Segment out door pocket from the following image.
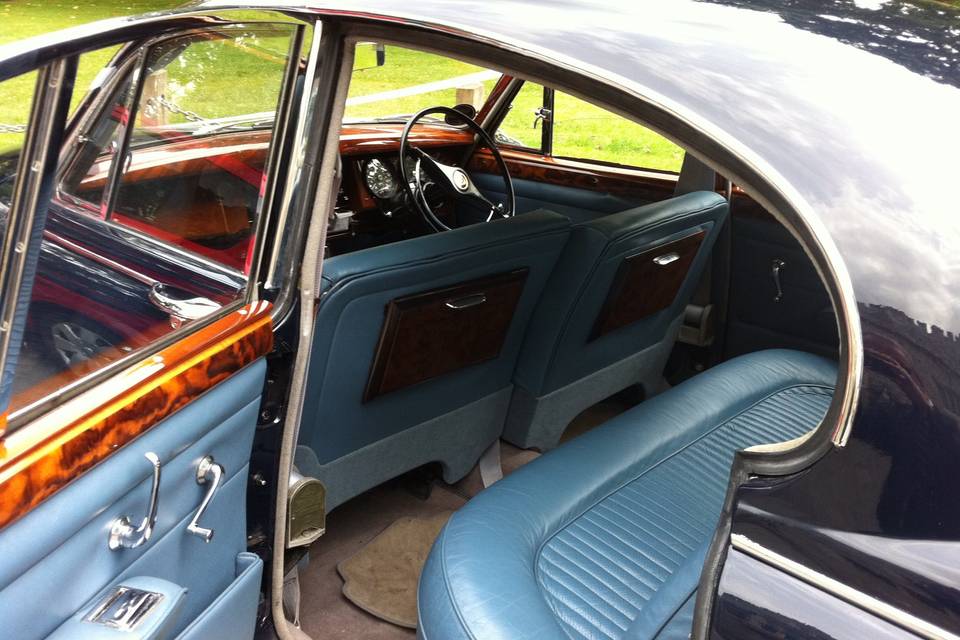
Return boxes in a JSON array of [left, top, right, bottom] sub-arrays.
[[175, 552, 263, 640]]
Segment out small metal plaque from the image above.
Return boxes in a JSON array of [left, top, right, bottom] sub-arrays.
[[86, 586, 163, 631]]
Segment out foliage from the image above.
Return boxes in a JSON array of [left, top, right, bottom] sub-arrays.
[[0, 2, 684, 172]]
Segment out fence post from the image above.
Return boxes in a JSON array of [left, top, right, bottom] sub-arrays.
[[455, 82, 484, 110], [141, 69, 168, 127]]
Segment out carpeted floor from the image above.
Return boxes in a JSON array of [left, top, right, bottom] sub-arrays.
[[338, 511, 453, 628], [299, 481, 464, 639], [297, 396, 635, 639]]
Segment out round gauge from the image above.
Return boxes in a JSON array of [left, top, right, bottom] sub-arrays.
[[364, 158, 398, 199]]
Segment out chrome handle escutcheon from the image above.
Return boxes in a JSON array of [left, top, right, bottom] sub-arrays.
[[445, 293, 487, 310], [148, 283, 221, 322], [109, 452, 161, 551], [187, 456, 224, 542], [653, 252, 680, 266], [771, 258, 786, 303]]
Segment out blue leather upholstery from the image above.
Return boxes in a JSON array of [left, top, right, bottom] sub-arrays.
[[418, 349, 837, 640], [504, 191, 729, 451], [0, 359, 266, 639], [176, 552, 264, 640], [299, 211, 571, 511]]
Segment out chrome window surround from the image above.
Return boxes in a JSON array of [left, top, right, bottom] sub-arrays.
[[0, 59, 77, 414], [0, 9, 313, 430], [731, 535, 960, 640]]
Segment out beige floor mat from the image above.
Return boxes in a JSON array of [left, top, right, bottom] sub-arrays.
[[336, 511, 453, 629]]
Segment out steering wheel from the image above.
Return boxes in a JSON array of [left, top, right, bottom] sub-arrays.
[[399, 106, 515, 232]]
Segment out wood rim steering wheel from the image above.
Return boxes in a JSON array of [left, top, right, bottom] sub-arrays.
[[399, 106, 515, 232]]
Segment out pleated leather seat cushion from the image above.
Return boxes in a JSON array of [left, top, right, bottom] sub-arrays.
[[417, 349, 837, 640]]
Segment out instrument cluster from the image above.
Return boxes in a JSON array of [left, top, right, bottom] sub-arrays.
[[362, 156, 427, 201]]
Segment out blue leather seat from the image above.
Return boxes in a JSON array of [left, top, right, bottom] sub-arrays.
[[296, 211, 571, 511], [418, 349, 837, 640], [504, 191, 729, 451]]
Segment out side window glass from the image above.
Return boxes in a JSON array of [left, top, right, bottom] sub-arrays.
[[552, 91, 684, 173], [111, 27, 294, 272], [7, 24, 298, 416], [0, 71, 33, 219], [61, 66, 137, 210], [495, 81, 545, 150], [342, 44, 496, 122]]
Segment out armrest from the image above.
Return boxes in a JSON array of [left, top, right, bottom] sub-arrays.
[[47, 576, 186, 640]]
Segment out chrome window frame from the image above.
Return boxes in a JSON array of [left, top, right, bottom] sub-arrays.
[[0, 8, 316, 430]]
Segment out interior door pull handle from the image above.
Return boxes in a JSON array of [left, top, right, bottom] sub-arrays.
[[772, 259, 786, 302], [187, 456, 224, 543], [653, 252, 680, 266], [445, 293, 487, 310], [149, 283, 221, 322], [109, 452, 161, 551]]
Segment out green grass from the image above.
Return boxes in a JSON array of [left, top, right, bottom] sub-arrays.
[[0, 2, 684, 172], [0, 2, 184, 150]]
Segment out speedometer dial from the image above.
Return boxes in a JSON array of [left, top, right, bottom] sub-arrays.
[[364, 158, 398, 199]]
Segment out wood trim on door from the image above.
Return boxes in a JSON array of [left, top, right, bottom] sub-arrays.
[[0, 301, 273, 531]]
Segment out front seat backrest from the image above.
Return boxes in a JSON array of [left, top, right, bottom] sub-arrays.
[[504, 191, 729, 451], [297, 210, 571, 511]]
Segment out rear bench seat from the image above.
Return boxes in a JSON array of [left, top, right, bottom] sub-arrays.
[[418, 349, 837, 640]]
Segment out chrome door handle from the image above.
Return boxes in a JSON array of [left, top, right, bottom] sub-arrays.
[[445, 293, 487, 310], [653, 252, 680, 266], [148, 283, 221, 321], [109, 453, 161, 551], [771, 258, 786, 302], [187, 456, 224, 542]]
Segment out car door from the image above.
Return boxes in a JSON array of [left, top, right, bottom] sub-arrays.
[[0, 12, 307, 639]]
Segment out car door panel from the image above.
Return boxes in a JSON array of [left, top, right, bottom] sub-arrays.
[[726, 201, 838, 359], [0, 356, 266, 638]]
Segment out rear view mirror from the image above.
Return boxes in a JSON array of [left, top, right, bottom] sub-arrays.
[[445, 103, 478, 127], [354, 42, 386, 71]]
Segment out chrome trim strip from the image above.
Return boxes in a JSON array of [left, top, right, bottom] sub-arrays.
[[43, 230, 157, 286], [265, 19, 325, 292], [730, 534, 959, 640], [0, 58, 75, 405]]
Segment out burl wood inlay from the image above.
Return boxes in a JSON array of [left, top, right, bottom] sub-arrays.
[[364, 269, 528, 402], [470, 149, 677, 201], [592, 231, 705, 339], [0, 302, 273, 531]]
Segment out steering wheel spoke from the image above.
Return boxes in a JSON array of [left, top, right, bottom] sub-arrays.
[[399, 106, 515, 232]]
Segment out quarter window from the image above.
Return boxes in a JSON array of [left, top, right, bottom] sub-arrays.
[[552, 91, 684, 172], [495, 81, 684, 173]]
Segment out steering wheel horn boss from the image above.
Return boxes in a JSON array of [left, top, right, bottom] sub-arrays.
[[452, 169, 470, 192], [399, 105, 516, 232]]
